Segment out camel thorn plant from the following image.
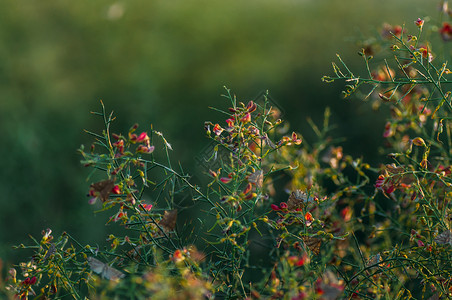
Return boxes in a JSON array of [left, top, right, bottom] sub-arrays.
[[2, 89, 368, 299], [3, 3, 452, 299]]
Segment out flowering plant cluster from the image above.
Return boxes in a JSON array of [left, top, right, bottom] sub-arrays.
[[3, 3, 452, 299]]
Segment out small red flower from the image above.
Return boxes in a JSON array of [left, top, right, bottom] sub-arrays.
[[418, 46, 433, 62], [241, 113, 251, 124], [225, 118, 235, 128], [243, 183, 252, 195], [415, 18, 424, 28], [385, 184, 395, 194], [142, 203, 153, 211], [278, 136, 291, 146], [271, 204, 281, 211], [129, 133, 138, 142], [113, 208, 128, 222], [213, 124, 224, 136], [136, 145, 155, 154], [112, 185, 121, 194], [340, 207, 352, 222], [137, 132, 149, 142], [375, 174, 386, 189], [23, 276, 37, 286], [279, 202, 288, 209], [291, 132, 302, 145], [113, 140, 124, 154], [383, 122, 394, 138], [172, 249, 185, 263], [288, 255, 306, 267], [113, 139, 124, 148], [440, 22, 452, 41], [305, 212, 313, 222], [393, 25, 402, 37]]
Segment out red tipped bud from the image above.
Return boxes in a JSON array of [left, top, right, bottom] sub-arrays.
[[271, 204, 280, 211], [246, 101, 257, 113]]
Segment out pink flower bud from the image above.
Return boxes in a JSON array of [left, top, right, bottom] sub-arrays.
[[137, 132, 149, 142], [142, 204, 153, 211], [220, 177, 232, 184]]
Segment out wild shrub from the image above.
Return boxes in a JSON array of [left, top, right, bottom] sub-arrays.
[[3, 5, 452, 300]]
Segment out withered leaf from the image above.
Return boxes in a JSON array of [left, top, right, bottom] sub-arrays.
[[87, 256, 125, 280], [434, 230, 452, 246], [43, 244, 56, 262], [159, 209, 178, 232], [384, 164, 415, 186], [90, 179, 115, 203], [287, 190, 312, 210], [126, 246, 143, 262], [301, 235, 321, 255], [248, 170, 263, 188], [319, 270, 345, 300], [366, 253, 383, 268], [264, 134, 276, 149], [187, 245, 206, 263]]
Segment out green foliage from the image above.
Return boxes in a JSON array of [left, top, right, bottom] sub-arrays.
[[4, 2, 452, 300], [0, 0, 434, 265]]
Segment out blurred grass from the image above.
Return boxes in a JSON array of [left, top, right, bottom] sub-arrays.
[[0, 0, 435, 263]]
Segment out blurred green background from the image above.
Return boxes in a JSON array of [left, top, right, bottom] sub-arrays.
[[0, 0, 434, 263]]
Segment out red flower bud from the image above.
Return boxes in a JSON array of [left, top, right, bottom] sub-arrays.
[[440, 22, 452, 41], [271, 204, 280, 211]]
